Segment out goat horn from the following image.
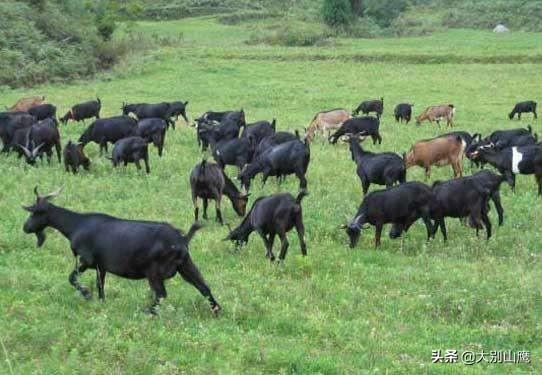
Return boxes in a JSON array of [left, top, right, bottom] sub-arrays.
[[43, 186, 63, 200], [32, 143, 44, 157], [34, 186, 39, 197], [18, 144, 32, 158]]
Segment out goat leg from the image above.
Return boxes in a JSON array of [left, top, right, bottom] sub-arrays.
[[178, 256, 221, 314], [68, 258, 91, 299]]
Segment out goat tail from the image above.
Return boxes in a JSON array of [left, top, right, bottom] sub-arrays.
[[186, 222, 203, 243], [296, 189, 309, 204], [96, 97, 101, 105], [527, 125, 533, 134], [295, 129, 300, 139], [271, 118, 276, 130]]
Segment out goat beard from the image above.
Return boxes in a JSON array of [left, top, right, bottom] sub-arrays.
[[36, 230, 46, 247]]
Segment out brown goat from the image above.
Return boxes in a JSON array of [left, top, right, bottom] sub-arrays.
[[7, 96, 46, 112], [305, 108, 351, 142], [404, 135, 465, 179], [416, 104, 455, 127]]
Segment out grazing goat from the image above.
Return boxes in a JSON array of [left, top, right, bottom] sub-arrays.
[[64, 141, 90, 174], [79, 116, 137, 155], [59, 98, 101, 124], [190, 160, 249, 224], [329, 116, 382, 145], [429, 177, 493, 241], [110, 136, 150, 174], [253, 131, 298, 160], [305, 109, 351, 142], [225, 191, 308, 262], [404, 135, 465, 179], [241, 119, 276, 148], [394, 103, 413, 124], [198, 110, 246, 147], [353, 98, 384, 119], [348, 136, 406, 194], [416, 104, 455, 127], [210, 137, 254, 172], [136, 118, 167, 157], [22, 187, 220, 314], [343, 182, 434, 248], [468, 144, 542, 194], [239, 138, 310, 192], [122, 102, 175, 129], [28, 104, 57, 121], [0, 112, 36, 153], [466, 170, 505, 225], [509, 101, 537, 120], [19, 118, 62, 164], [7, 96, 45, 112]]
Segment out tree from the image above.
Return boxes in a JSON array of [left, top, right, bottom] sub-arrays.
[[364, 0, 408, 27], [322, 0, 353, 27], [350, 0, 364, 16]]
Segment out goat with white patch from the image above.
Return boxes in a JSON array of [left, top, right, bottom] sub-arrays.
[[469, 144, 542, 194]]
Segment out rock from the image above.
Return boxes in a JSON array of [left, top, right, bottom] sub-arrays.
[[493, 24, 509, 33]]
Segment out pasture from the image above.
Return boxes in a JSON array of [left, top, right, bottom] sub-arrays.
[[1, 17, 541, 373]]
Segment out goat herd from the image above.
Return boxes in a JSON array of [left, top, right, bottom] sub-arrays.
[[1, 94, 539, 315]]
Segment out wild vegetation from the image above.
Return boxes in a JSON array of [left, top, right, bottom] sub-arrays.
[[1, 10, 541, 375]]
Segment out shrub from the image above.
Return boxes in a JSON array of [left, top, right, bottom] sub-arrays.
[[363, 0, 409, 27], [322, 0, 353, 27], [248, 23, 333, 47]]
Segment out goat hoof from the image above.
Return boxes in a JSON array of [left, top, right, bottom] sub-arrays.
[[211, 304, 221, 315], [148, 306, 159, 315]]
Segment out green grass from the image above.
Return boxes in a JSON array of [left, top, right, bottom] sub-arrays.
[[1, 16, 541, 373]]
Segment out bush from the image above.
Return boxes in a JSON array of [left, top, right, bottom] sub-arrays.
[[364, 0, 409, 27], [218, 10, 280, 25], [248, 23, 333, 47], [0, 0, 141, 87], [322, 0, 353, 27]]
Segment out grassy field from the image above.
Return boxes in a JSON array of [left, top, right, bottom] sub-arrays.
[[1, 17, 541, 374]]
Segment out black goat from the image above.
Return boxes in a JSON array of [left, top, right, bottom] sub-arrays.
[[239, 138, 310, 192], [329, 116, 382, 145], [19, 118, 62, 164], [466, 127, 536, 167], [22, 187, 220, 314], [0, 112, 36, 153], [253, 131, 298, 160], [241, 119, 276, 148], [343, 182, 433, 248], [429, 177, 493, 241], [467, 170, 505, 225], [353, 97, 384, 119], [394, 103, 413, 124], [28, 104, 57, 121], [200, 111, 233, 123], [225, 191, 308, 262], [64, 141, 90, 174], [348, 136, 405, 194], [468, 144, 542, 194], [122, 102, 175, 129], [110, 136, 150, 174], [198, 111, 246, 146], [190, 160, 249, 224], [210, 137, 254, 172], [79, 116, 137, 155], [509, 101, 537, 120], [136, 118, 167, 157], [60, 98, 101, 124]]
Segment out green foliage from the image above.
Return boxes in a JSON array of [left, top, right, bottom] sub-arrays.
[[322, 0, 353, 27], [363, 0, 409, 27]]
